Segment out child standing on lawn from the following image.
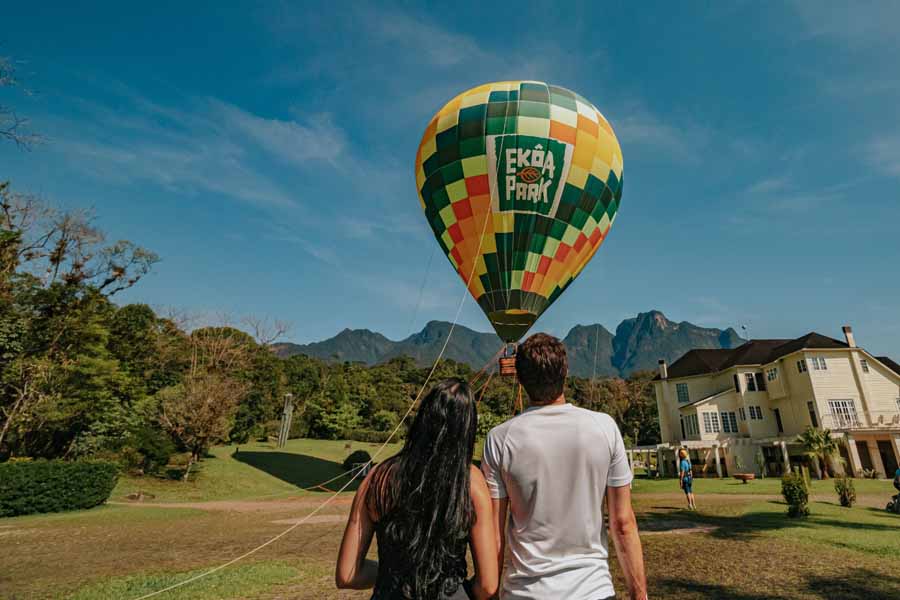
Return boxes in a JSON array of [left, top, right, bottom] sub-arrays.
[[679, 449, 696, 510]]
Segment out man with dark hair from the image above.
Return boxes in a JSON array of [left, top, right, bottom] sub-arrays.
[[481, 333, 648, 600]]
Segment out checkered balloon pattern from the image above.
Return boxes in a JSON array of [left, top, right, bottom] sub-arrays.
[[415, 81, 623, 342]]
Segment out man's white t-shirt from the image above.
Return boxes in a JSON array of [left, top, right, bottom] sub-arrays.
[[481, 403, 633, 600]]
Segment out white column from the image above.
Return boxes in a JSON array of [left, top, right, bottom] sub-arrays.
[[781, 441, 790, 473], [845, 435, 863, 477], [656, 449, 665, 478], [714, 445, 723, 478], [891, 435, 900, 474], [867, 439, 886, 478]]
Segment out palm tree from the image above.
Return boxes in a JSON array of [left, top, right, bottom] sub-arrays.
[[799, 427, 840, 479]]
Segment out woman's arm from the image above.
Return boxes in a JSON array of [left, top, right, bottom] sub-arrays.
[[335, 469, 379, 589], [468, 465, 499, 600]]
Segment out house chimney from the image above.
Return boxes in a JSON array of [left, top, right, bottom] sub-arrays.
[[658, 359, 668, 380], [842, 325, 856, 348]]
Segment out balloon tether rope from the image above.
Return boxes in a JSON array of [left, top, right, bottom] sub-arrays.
[[132, 177, 497, 600]]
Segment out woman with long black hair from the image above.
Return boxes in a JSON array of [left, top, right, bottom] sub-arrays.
[[336, 378, 498, 599]]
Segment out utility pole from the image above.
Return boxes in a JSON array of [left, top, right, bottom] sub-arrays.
[[277, 393, 294, 448]]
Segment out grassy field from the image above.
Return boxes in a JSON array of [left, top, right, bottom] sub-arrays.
[[3, 438, 900, 599]]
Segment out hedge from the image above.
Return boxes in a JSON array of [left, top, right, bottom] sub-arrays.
[[340, 429, 399, 444], [0, 459, 119, 518]]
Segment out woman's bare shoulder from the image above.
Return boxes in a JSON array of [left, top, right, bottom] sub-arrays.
[[469, 464, 490, 502]]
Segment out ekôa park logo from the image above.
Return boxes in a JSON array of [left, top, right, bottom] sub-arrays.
[[487, 134, 574, 216]]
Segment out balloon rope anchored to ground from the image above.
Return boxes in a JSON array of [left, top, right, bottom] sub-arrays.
[[415, 80, 625, 359]]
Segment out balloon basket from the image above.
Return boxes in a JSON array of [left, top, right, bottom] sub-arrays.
[[499, 343, 517, 377]]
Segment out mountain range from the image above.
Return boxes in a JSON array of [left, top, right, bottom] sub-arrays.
[[271, 310, 746, 378]]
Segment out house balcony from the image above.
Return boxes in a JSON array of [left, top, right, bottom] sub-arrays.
[[820, 411, 900, 432]]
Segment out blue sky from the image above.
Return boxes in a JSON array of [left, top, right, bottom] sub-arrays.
[[2, 2, 899, 357]]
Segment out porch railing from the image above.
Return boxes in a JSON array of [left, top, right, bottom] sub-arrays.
[[819, 410, 900, 430]]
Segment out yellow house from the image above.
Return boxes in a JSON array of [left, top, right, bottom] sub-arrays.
[[652, 326, 900, 479]]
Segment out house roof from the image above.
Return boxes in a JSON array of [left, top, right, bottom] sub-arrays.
[[658, 332, 856, 380], [877, 356, 900, 377]]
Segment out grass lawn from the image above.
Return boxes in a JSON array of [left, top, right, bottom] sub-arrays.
[[113, 438, 403, 503], [3, 438, 900, 599]]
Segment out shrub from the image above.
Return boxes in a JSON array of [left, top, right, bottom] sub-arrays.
[[781, 469, 810, 518], [121, 426, 176, 475], [834, 474, 856, 507], [0, 460, 119, 518], [371, 409, 400, 432], [340, 429, 398, 444], [343, 450, 372, 473]]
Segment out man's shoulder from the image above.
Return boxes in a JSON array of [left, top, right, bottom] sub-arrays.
[[567, 405, 618, 429]]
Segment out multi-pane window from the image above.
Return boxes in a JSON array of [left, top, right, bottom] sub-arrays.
[[745, 373, 757, 392], [807, 401, 819, 428], [755, 372, 767, 391], [797, 359, 808, 373], [733, 374, 741, 393], [721, 411, 738, 433], [810, 356, 828, 371], [684, 414, 699, 436], [828, 399, 859, 428], [748, 406, 764, 420], [703, 412, 721, 434], [767, 368, 778, 381], [860, 359, 870, 373], [739, 407, 746, 421], [677, 383, 690, 404], [896, 398, 900, 413]]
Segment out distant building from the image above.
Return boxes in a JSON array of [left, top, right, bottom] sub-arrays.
[[653, 326, 900, 479]]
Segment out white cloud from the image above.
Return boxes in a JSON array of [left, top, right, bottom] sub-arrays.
[[612, 108, 708, 163], [45, 92, 350, 210]]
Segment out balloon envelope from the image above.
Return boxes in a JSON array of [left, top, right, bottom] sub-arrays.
[[415, 81, 623, 342]]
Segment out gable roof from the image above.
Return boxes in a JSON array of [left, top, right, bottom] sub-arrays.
[[877, 356, 900, 377], [658, 332, 854, 380]]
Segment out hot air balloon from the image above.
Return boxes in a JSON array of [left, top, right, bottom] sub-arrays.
[[415, 81, 623, 348]]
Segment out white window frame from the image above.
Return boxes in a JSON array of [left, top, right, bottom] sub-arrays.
[[729, 412, 738, 432], [676, 383, 690, 404], [710, 412, 720, 433], [767, 368, 778, 381], [745, 373, 757, 392], [797, 359, 808, 373], [860, 359, 869, 373], [828, 399, 859, 428], [739, 407, 746, 421]]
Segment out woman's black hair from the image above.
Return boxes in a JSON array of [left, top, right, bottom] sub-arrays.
[[367, 377, 478, 598]]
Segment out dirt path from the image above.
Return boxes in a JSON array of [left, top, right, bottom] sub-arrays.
[[109, 495, 354, 513]]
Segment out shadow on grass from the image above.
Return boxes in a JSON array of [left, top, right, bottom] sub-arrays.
[[657, 569, 900, 600], [640, 500, 900, 542], [233, 451, 362, 492]]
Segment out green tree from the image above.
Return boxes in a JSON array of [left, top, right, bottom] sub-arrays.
[[799, 427, 841, 479]]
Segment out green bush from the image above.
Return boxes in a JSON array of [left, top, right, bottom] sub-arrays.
[[834, 474, 856, 507], [0, 460, 119, 517], [341, 429, 398, 444], [343, 450, 372, 472], [781, 469, 810, 518]]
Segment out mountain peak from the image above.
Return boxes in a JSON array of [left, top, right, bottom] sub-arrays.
[[273, 312, 745, 377]]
